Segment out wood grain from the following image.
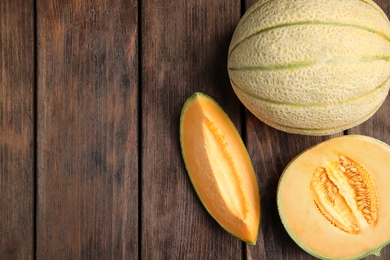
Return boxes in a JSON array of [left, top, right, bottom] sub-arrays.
[[1, 0, 390, 259], [0, 0, 34, 259], [241, 1, 324, 259], [140, 0, 246, 258], [348, 4, 390, 260], [245, 118, 340, 260], [242, 0, 390, 259], [36, 0, 139, 258]]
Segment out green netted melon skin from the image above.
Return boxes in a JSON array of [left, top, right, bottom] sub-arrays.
[[228, 0, 390, 135]]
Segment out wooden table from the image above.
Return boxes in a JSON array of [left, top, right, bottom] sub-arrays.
[[1, 0, 390, 259]]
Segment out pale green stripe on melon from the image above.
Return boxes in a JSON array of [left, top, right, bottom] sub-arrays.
[[230, 74, 390, 107], [228, 23, 390, 70], [230, 76, 390, 132], [229, 21, 390, 58], [229, 61, 314, 71], [253, 101, 383, 135], [237, 93, 385, 135], [229, 56, 390, 71], [228, 58, 390, 105], [229, 0, 390, 55]]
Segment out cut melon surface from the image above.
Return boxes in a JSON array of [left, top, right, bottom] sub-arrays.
[[277, 135, 390, 259], [180, 92, 260, 244]]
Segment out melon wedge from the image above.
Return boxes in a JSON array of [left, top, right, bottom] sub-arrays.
[[180, 92, 260, 244]]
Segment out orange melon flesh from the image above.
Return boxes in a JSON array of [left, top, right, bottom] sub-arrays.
[[277, 135, 390, 259], [180, 92, 260, 244]]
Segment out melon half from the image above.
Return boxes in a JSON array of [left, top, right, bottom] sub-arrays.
[[277, 135, 390, 259], [228, 0, 390, 135]]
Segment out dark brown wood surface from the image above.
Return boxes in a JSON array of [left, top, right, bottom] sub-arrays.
[[0, 0, 35, 259], [140, 1, 244, 259], [36, 0, 139, 258], [1, 0, 390, 259]]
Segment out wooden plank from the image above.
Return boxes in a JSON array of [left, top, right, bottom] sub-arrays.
[[0, 0, 35, 259], [324, 1, 390, 259], [348, 102, 390, 260], [242, 0, 390, 259], [245, 118, 335, 259], [240, 0, 328, 257], [348, 2, 390, 259], [36, 0, 139, 258], [141, 0, 244, 258]]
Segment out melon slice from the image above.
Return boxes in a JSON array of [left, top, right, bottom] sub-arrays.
[[180, 92, 260, 244], [277, 135, 390, 259]]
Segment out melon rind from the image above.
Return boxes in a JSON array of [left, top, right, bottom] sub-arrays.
[[228, 0, 390, 135]]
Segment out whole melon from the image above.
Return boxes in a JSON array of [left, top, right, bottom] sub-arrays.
[[228, 0, 390, 135]]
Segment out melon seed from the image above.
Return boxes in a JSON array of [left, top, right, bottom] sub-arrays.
[[355, 195, 365, 201], [365, 215, 373, 220], [362, 208, 371, 214]]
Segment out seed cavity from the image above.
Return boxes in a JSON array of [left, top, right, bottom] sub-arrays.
[[340, 156, 378, 224], [311, 167, 360, 234], [310, 155, 379, 234]]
